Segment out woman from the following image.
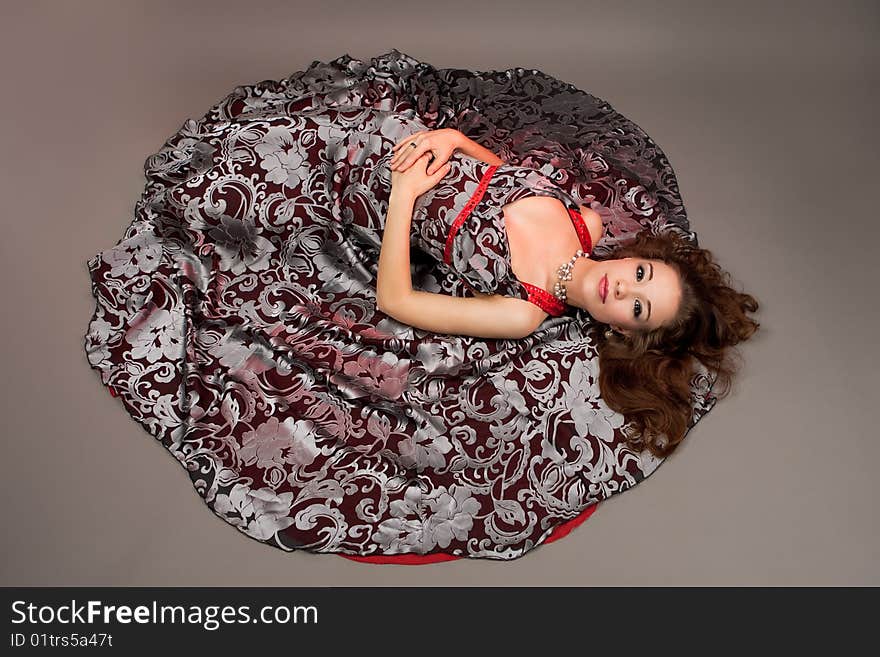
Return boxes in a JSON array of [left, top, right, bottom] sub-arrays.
[[386, 127, 760, 457], [84, 50, 758, 560]]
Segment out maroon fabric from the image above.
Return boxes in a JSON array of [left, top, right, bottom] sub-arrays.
[[340, 501, 599, 565], [85, 50, 718, 560]]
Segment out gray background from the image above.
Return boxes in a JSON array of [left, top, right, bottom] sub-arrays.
[[1, 0, 876, 586]]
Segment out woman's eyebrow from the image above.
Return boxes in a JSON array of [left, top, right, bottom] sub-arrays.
[[649, 263, 654, 280]]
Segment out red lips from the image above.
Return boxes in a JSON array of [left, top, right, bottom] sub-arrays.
[[599, 274, 608, 303]]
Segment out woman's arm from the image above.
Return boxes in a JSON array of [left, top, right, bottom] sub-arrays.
[[390, 129, 504, 173], [380, 289, 539, 340], [375, 189, 416, 308], [455, 132, 505, 166], [374, 185, 538, 339]]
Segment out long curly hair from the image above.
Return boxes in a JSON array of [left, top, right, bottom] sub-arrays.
[[591, 229, 760, 458]]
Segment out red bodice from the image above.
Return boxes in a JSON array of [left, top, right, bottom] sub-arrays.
[[443, 165, 592, 317]]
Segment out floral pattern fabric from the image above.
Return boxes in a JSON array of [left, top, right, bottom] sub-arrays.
[[84, 50, 717, 560]]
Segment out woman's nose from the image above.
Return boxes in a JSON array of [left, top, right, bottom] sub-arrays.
[[614, 279, 628, 299]]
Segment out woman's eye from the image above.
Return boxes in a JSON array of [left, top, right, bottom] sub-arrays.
[[634, 299, 642, 318], [636, 265, 645, 282]]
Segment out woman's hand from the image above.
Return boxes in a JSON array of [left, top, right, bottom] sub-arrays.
[[390, 152, 451, 200], [389, 128, 463, 176]]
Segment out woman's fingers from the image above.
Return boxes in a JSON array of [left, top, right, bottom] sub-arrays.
[[390, 146, 410, 168], [390, 131, 428, 169], [409, 152, 431, 168], [426, 154, 449, 176], [391, 142, 420, 165], [392, 144, 427, 171], [391, 130, 426, 153], [430, 162, 451, 181]]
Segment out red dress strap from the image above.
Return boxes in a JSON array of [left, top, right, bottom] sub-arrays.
[[520, 282, 567, 316], [567, 206, 593, 254], [443, 164, 499, 265]]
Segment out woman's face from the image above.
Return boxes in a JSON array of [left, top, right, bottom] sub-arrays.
[[580, 257, 682, 334]]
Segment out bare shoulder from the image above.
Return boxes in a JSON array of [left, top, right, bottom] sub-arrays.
[[579, 205, 604, 249]]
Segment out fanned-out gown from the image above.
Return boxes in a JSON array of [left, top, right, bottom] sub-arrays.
[[84, 50, 718, 561]]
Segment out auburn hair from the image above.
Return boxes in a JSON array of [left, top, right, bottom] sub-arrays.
[[590, 229, 760, 458]]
